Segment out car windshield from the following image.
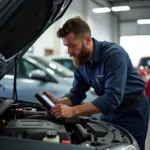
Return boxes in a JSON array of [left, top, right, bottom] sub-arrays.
[[140, 58, 150, 69], [30, 56, 74, 77]]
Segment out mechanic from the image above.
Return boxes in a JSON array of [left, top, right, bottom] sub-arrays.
[[44, 16, 149, 150]]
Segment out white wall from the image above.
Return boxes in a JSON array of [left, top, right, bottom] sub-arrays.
[[33, 0, 119, 56], [87, 1, 117, 42], [33, 0, 88, 56], [32, 22, 61, 56]]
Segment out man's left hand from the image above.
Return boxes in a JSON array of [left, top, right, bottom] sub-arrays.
[[50, 104, 76, 119]]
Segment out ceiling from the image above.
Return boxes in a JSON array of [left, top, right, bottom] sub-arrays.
[[93, 0, 150, 22], [106, 0, 150, 8], [107, 0, 150, 5]]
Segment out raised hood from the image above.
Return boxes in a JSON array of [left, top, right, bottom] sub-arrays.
[[0, 0, 72, 79]]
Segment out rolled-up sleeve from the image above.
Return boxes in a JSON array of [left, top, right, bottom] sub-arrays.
[[64, 68, 90, 106], [92, 52, 128, 115]]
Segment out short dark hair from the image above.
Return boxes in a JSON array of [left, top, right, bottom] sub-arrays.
[[57, 16, 91, 38]]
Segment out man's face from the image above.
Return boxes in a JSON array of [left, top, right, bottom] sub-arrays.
[[63, 33, 90, 67]]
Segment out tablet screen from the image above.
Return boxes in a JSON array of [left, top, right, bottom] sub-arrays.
[[42, 95, 55, 107]]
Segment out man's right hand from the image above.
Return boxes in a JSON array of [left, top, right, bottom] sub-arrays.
[[42, 90, 73, 119]]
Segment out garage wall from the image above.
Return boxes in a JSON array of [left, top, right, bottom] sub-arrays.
[[33, 0, 119, 56], [87, 1, 119, 43], [119, 6, 150, 67], [120, 7, 150, 36], [120, 23, 150, 36]]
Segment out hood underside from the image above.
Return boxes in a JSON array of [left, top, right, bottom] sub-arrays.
[[0, 0, 72, 79]]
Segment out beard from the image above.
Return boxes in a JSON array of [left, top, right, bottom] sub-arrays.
[[73, 43, 90, 68]]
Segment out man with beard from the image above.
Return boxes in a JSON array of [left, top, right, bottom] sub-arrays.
[[44, 17, 149, 150]]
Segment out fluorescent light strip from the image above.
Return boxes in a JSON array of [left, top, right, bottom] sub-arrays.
[[92, 7, 111, 13], [111, 6, 130, 12], [137, 19, 150, 25]]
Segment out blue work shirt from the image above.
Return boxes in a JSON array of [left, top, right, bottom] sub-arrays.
[[64, 38, 146, 115]]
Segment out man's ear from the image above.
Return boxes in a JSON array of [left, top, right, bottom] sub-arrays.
[[85, 35, 91, 46]]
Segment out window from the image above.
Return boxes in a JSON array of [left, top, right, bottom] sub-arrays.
[[140, 58, 150, 69], [7, 59, 40, 79], [7, 58, 57, 83], [17, 59, 39, 79]]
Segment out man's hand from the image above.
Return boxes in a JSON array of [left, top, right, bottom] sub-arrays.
[[42, 91, 101, 119], [50, 103, 101, 119], [51, 104, 76, 119]]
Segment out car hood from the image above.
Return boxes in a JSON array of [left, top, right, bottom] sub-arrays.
[[0, 0, 72, 79]]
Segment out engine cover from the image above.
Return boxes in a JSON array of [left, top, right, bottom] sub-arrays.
[[3, 119, 70, 141]]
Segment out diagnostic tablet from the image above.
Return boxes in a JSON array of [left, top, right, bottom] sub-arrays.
[[35, 92, 55, 109]]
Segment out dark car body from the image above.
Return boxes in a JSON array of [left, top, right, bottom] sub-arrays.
[[0, 0, 139, 150]]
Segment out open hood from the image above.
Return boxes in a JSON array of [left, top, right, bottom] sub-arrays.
[[0, 0, 72, 79]]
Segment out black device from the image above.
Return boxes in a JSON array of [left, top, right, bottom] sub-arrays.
[[35, 92, 56, 109]]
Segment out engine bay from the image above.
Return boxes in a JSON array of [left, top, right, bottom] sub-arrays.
[[0, 99, 138, 149]]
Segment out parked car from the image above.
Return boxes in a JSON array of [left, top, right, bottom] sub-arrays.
[[0, 55, 96, 103], [137, 56, 150, 100], [46, 55, 96, 95], [46, 55, 74, 71]]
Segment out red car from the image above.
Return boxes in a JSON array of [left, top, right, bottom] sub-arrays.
[[137, 57, 150, 99]]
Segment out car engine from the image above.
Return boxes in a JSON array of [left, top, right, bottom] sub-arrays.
[[0, 99, 139, 150]]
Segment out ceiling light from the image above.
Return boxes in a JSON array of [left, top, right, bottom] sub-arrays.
[[111, 6, 130, 12], [92, 7, 111, 13], [137, 19, 150, 25]]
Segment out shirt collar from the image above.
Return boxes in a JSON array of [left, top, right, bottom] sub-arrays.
[[92, 38, 103, 63]]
